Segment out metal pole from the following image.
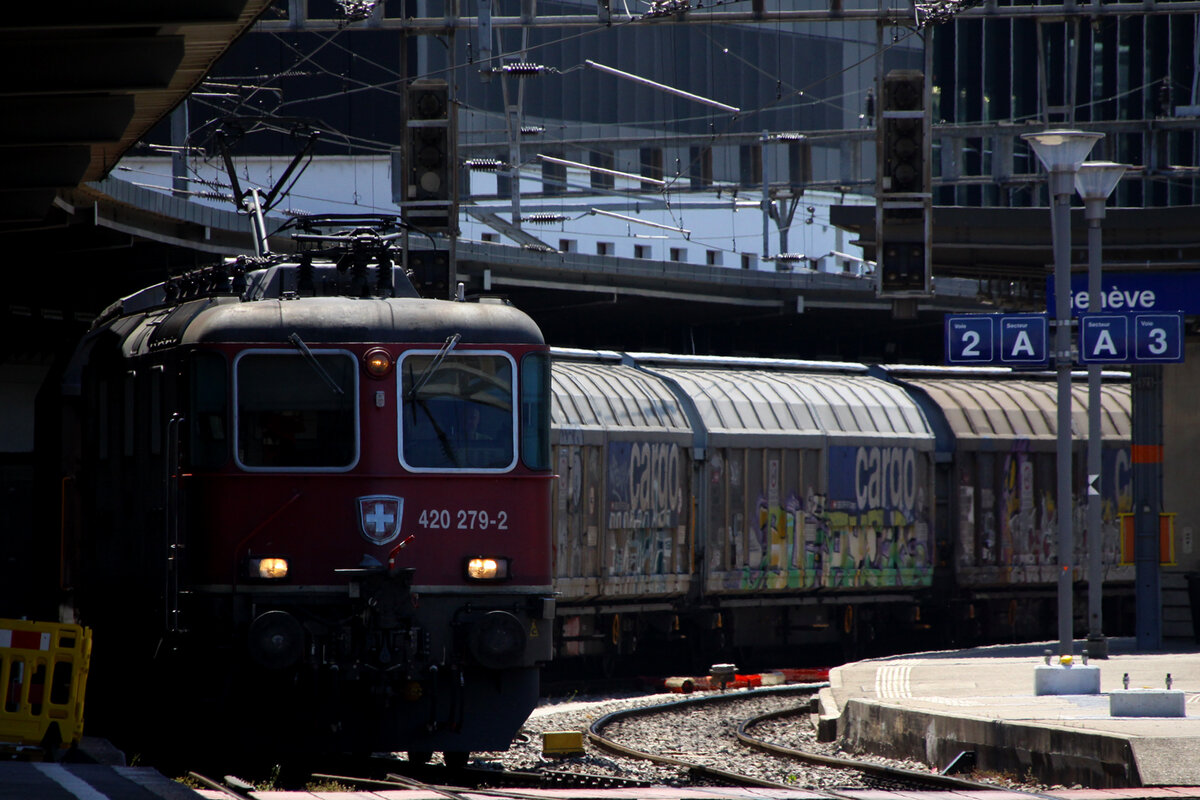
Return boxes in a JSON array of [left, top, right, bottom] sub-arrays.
[[1085, 212, 1106, 657], [762, 130, 770, 261], [1133, 365, 1164, 650], [448, 0, 459, 295], [1050, 170, 1075, 657], [1075, 161, 1126, 656], [507, 101, 522, 226], [170, 103, 189, 198]]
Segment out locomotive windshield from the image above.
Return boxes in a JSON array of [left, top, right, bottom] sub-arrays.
[[400, 352, 516, 471], [235, 350, 359, 470]]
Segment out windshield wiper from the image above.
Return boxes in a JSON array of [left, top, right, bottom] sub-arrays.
[[406, 333, 460, 401], [288, 332, 344, 395]]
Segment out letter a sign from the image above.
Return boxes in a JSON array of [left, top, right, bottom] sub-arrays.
[[1079, 315, 1129, 363], [998, 314, 1049, 366]]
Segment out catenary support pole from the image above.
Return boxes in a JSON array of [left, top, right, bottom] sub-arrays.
[[1052, 183, 1074, 656]]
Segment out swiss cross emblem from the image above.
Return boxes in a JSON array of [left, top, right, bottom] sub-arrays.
[[357, 495, 404, 545]]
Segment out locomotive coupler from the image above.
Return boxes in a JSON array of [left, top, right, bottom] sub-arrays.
[[361, 567, 417, 630], [336, 562, 424, 680]]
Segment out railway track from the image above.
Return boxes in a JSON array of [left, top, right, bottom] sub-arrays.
[[587, 686, 822, 789], [736, 703, 1064, 796], [587, 685, 1061, 796], [186, 758, 657, 797], [182, 684, 1065, 796]]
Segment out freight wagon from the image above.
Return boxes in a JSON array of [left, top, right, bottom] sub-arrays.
[[546, 350, 1132, 671]]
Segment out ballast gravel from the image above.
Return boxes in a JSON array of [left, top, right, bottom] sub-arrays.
[[470, 688, 1069, 793]]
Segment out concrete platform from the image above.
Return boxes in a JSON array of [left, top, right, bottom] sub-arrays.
[[822, 639, 1200, 788], [0, 762, 202, 800]]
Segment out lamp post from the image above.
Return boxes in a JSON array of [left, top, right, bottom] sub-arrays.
[[1021, 130, 1103, 658], [1074, 161, 1128, 659]]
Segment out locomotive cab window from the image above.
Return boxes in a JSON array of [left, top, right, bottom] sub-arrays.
[[399, 351, 516, 472], [234, 349, 359, 470]]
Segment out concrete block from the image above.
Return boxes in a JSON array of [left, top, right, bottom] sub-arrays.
[[1034, 663, 1101, 695], [1109, 689, 1187, 717], [815, 686, 839, 741], [812, 712, 838, 742]]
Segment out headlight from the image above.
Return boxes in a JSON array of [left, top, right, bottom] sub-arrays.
[[247, 556, 289, 580], [465, 557, 510, 581]]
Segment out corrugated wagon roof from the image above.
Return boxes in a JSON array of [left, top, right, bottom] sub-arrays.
[[651, 366, 933, 447], [551, 359, 691, 435], [902, 377, 1131, 445]]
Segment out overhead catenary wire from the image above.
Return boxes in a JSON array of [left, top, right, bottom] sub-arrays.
[[211, 0, 1154, 158], [590, 207, 691, 237], [124, 9, 1180, 263], [584, 60, 741, 115], [159, 7, 1179, 257], [186, 9, 899, 175]]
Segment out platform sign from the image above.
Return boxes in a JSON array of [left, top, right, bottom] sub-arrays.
[[1134, 313, 1185, 362], [998, 314, 1049, 366], [1078, 312, 1184, 364], [945, 315, 993, 364], [1078, 315, 1129, 364], [945, 313, 1049, 366]]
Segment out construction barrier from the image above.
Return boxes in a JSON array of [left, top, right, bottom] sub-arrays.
[[0, 619, 91, 751]]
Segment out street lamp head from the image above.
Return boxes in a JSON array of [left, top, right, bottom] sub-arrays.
[[1021, 129, 1104, 174], [1074, 161, 1128, 201]]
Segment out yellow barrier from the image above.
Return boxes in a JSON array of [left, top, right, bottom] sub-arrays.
[[0, 619, 91, 750]]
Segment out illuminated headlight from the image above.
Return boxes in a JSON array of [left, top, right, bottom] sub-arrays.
[[247, 556, 290, 580], [465, 557, 510, 581]]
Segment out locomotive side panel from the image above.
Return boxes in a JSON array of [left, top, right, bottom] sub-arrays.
[[68, 326, 185, 652]]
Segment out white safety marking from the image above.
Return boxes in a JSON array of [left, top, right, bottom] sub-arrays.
[[874, 664, 912, 698], [33, 764, 112, 800], [918, 697, 977, 706]]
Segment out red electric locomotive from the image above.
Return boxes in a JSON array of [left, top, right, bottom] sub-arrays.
[[58, 217, 555, 765]]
